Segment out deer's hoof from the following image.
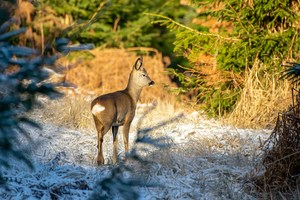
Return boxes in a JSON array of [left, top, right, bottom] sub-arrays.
[[97, 160, 104, 165]]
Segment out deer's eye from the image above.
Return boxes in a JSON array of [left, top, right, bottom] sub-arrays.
[[142, 74, 146, 77]]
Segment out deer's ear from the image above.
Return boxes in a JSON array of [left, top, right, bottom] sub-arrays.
[[134, 56, 143, 70]]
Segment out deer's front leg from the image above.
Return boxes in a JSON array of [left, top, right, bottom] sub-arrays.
[[122, 123, 131, 153]]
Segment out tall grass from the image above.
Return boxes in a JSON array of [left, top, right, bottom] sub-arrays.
[[37, 95, 94, 130], [226, 61, 291, 129]]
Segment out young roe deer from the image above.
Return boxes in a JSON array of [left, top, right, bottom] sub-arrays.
[[91, 56, 154, 165]]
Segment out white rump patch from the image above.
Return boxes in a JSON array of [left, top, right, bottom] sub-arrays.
[[92, 104, 105, 115]]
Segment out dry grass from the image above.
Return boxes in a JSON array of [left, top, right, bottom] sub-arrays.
[[37, 95, 94, 130], [226, 61, 291, 129]]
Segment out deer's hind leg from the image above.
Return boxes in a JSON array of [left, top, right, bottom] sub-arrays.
[[93, 115, 109, 165], [112, 126, 119, 164]]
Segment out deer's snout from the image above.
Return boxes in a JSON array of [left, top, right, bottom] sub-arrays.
[[149, 80, 155, 86]]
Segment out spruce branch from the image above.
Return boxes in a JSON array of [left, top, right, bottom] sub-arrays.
[[224, 0, 254, 35], [144, 12, 240, 42], [60, 1, 108, 40]]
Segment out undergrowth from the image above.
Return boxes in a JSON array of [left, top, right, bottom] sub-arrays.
[[248, 88, 300, 199], [148, 0, 300, 128]]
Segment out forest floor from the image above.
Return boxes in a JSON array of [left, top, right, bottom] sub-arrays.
[[0, 97, 271, 199]]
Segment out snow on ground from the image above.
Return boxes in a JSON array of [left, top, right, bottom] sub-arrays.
[[0, 105, 271, 199]]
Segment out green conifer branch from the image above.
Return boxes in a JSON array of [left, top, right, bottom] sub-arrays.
[[144, 12, 240, 42]]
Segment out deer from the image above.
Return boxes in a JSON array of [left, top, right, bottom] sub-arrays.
[[91, 56, 154, 165]]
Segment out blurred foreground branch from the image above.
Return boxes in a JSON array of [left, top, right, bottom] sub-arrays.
[[0, 18, 93, 185]]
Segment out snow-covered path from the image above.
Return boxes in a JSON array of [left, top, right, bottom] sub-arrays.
[[0, 107, 271, 199]]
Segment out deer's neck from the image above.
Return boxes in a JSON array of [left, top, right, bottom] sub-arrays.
[[125, 78, 142, 104]]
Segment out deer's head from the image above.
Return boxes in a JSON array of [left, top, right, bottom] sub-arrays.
[[131, 56, 155, 87]]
